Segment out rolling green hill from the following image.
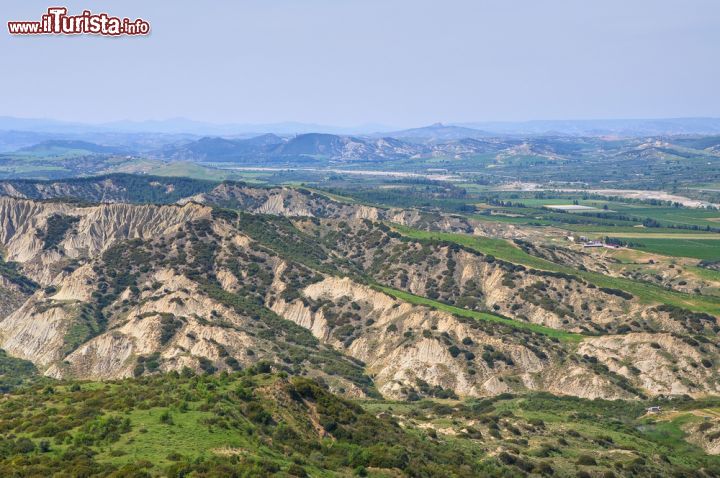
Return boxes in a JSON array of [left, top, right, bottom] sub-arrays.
[[1, 371, 719, 477]]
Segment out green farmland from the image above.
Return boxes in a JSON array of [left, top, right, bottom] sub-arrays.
[[391, 224, 720, 316], [626, 237, 720, 260]]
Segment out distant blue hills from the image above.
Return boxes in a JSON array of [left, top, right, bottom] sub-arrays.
[[1, 116, 720, 137]]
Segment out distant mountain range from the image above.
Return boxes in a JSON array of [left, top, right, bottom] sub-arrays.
[[376, 123, 493, 142], [0, 130, 198, 154], [0, 116, 390, 136], [154, 132, 512, 163], [2, 116, 720, 138], [6, 127, 720, 166], [16, 140, 129, 156], [3, 117, 720, 168]]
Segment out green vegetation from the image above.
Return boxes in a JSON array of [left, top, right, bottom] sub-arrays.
[[90, 221, 377, 395], [374, 284, 584, 342], [392, 224, 553, 269], [364, 392, 720, 476], [326, 181, 720, 233], [4, 132, 720, 192], [146, 162, 236, 181], [1, 371, 718, 476], [621, 237, 720, 260], [1, 172, 719, 473], [1, 173, 220, 204], [39, 214, 80, 250], [234, 211, 331, 273], [0, 349, 37, 393], [0, 372, 491, 477], [392, 224, 720, 316], [0, 257, 38, 294], [62, 304, 106, 357]]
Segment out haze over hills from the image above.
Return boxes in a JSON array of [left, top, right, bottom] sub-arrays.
[[3, 129, 720, 198], [0, 130, 197, 154], [155, 133, 429, 163], [2, 115, 720, 138], [457, 117, 720, 137], [3, 117, 720, 169], [16, 140, 130, 156], [376, 123, 494, 141], [0, 116, 391, 137]]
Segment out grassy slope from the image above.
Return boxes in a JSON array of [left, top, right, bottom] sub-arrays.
[[2, 371, 719, 476], [392, 224, 720, 316], [0, 349, 38, 392], [0, 372, 490, 477], [0, 374, 312, 475], [146, 161, 234, 181], [374, 285, 583, 342]]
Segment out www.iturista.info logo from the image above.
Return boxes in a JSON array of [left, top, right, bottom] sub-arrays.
[[8, 7, 150, 36]]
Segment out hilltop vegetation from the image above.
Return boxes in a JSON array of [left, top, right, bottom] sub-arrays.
[[0, 371, 487, 477], [0, 174, 218, 203], [1, 371, 719, 477]]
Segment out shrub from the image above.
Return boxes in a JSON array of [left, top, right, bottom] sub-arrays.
[[576, 454, 597, 466], [160, 410, 173, 425]]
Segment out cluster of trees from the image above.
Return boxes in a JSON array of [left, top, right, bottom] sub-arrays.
[[327, 181, 472, 212], [38, 214, 80, 251], [0, 257, 38, 294], [657, 304, 719, 334]]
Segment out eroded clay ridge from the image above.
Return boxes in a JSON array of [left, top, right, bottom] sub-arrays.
[[0, 193, 717, 401]]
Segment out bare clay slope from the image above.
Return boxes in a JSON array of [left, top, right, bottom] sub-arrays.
[[0, 192, 718, 401]]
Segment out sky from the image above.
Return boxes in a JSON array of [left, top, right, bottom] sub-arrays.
[[1, 0, 719, 127]]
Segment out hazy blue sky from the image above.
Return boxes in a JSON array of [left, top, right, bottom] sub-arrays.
[[1, 0, 719, 127]]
